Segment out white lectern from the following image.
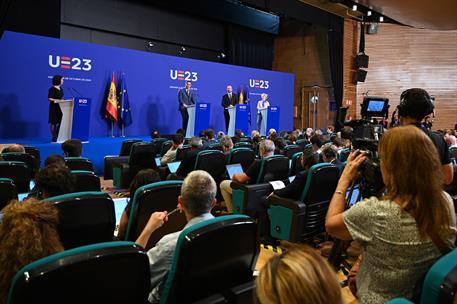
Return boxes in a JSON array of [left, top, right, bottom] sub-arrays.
[[185, 105, 196, 139], [56, 99, 74, 143], [259, 108, 268, 136], [227, 106, 236, 137]]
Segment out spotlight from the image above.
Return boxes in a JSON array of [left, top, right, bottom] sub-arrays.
[[367, 10, 372, 16], [180, 46, 186, 52], [379, 16, 384, 22], [352, 4, 357, 11], [220, 52, 226, 58]]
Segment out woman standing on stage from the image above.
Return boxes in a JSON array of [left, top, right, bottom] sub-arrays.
[[257, 93, 270, 131], [48, 75, 64, 142]]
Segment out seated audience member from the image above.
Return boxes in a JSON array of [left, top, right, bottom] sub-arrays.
[[321, 144, 343, 169], [31, 165, 75, 200], [305, 128, 314, 140], [217, 131, 225, 140], [251, 130, 260, 138], [219, 135, 234, 153], [176, 128, 185, 136], [331, 137, 344, 152], [232, 129, 244, 143], [160, 134, 184, 166], [43, 154, 66, 167], [0, 199, 64, 303], [1, 144, 25, 153], [327, 125, 335, 135], [252, 132, 261, 150], [288, 133, 298, 145], [310, 134, 324, 154], [175, 136, 203, 178], [340, 127, 353, 149], [150, 129, 161, 139], [219, 140, 275, 213], [117, 169, 161, 240], [61, 139, 82, 157], [445, 135, 457, 149], [135, 170, 216, 303], [204, 128, 217, 145], [27, 155, 67, 199], [326, 126, 457, 303], [256, 247, 342, 304]]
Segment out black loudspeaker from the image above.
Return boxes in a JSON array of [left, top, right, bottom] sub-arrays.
[[356, 54, 369, 68], [367, 23, 378, 34], [355, 69, 367, 82]]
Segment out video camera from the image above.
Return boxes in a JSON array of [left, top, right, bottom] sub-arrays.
[[344, 97, 389, 198]]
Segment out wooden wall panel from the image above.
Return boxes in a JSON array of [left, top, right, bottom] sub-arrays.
[[273, 20, 335, 130], [355, 24, 457, 130]]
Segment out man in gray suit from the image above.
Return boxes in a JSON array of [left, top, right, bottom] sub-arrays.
[[178, 81, 196, 131]]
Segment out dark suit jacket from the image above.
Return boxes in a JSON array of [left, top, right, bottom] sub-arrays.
[[176, 148, 201, 177], [178, 88, 196, 110], [221, 93, 238, 108], [330, 158, 343, 170], [273, 170, 308, 200]]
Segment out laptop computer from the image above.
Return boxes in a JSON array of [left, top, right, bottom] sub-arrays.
[[226, 163, 244, 179], [155, 157, 161, 167], [167, 161, 181, 174]]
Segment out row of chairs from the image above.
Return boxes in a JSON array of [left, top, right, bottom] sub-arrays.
[[7, 214, 258, 304]]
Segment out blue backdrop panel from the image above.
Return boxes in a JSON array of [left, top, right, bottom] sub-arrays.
[[0, 31, 294, 140], [194, 102, 211, 136], [235, 104, 250, 135], [266, 106, 280, 133], [72, 97, 91, 141]]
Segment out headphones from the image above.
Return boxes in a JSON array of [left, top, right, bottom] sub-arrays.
[[397, 88, 434, 119]]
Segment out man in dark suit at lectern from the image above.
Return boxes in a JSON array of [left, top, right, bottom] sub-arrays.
[[178, 81, 196, 131], [221, 85, 238, 132]]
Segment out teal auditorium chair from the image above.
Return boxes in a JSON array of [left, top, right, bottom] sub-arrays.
[[267, 163, 339, 242], [125, 181, 186, 250], [0, 178, 17, 209], [65, 157, 94, 172], [386, 248, 457, 304], [45, 192, 115, 249], [282, 144, 302, 159], [0, 161, 30, 193], [152, 137, 169, 155], [296, 138, 310, 149], [226, 147, 256, 171], [113, 142, 157, 188], [1, 152, 36, 179], [289, 151, 303, 176], [231, 155, 289, 214], [234, 141, 252, 149], [160, 215, 259, 304], [207, 142, 223, 151], [71, 170, 101, 192], [103, 139, 143, 179], [24, 145, 40, 175], [175, 144, 191, 161], [339, 148, 351, 162], [7, 241, 150, 304]]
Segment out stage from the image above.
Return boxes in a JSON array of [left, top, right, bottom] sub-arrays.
[[0, 136, 150, 175]]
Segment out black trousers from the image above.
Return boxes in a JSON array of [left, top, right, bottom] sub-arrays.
[[180, 108, 189, 131], [224, 109, 230, 132]]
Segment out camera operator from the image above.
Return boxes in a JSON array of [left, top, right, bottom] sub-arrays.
[[397, 88, 453, 185], [326, 125, 456, 303]]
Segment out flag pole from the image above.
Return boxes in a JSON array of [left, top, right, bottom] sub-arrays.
[[121, 123, 125, 137], [111, 121, 115, 138]]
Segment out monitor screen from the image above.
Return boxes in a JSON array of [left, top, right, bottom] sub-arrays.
[[367, 100, 385, 112], [226, 163, 243, 179], [155, 157, 161, 167], [167, 161, 181, 174]]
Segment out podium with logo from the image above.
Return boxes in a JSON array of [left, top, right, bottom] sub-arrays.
[[56, 97, 92, 143], [259, 106, 280, 136], [185, 102, 211, 138], [227, 104, 250, 136]]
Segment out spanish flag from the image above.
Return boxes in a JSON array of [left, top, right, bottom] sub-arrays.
[[105, 73, 118, 122]]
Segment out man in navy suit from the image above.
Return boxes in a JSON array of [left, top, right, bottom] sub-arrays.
[[221, 85, 238, 132], [178, 81, 196, 131]]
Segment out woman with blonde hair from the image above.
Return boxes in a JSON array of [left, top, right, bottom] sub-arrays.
[[0, 199, 64, 304], [256, 247, 343, 304], [326, 125, 456, 303], [256, 93, 270, 131]]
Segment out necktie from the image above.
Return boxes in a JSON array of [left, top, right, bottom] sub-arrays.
[[186, 89, 189, 96]]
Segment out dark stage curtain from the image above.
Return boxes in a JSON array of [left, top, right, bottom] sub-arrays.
[[328, 17, 344, 130], [226, 24, 274, 70]]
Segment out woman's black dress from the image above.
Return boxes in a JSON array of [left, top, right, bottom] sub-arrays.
[[48, 86, 64, 124]]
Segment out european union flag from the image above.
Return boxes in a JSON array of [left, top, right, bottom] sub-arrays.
[[118, 73, 132, 127]]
